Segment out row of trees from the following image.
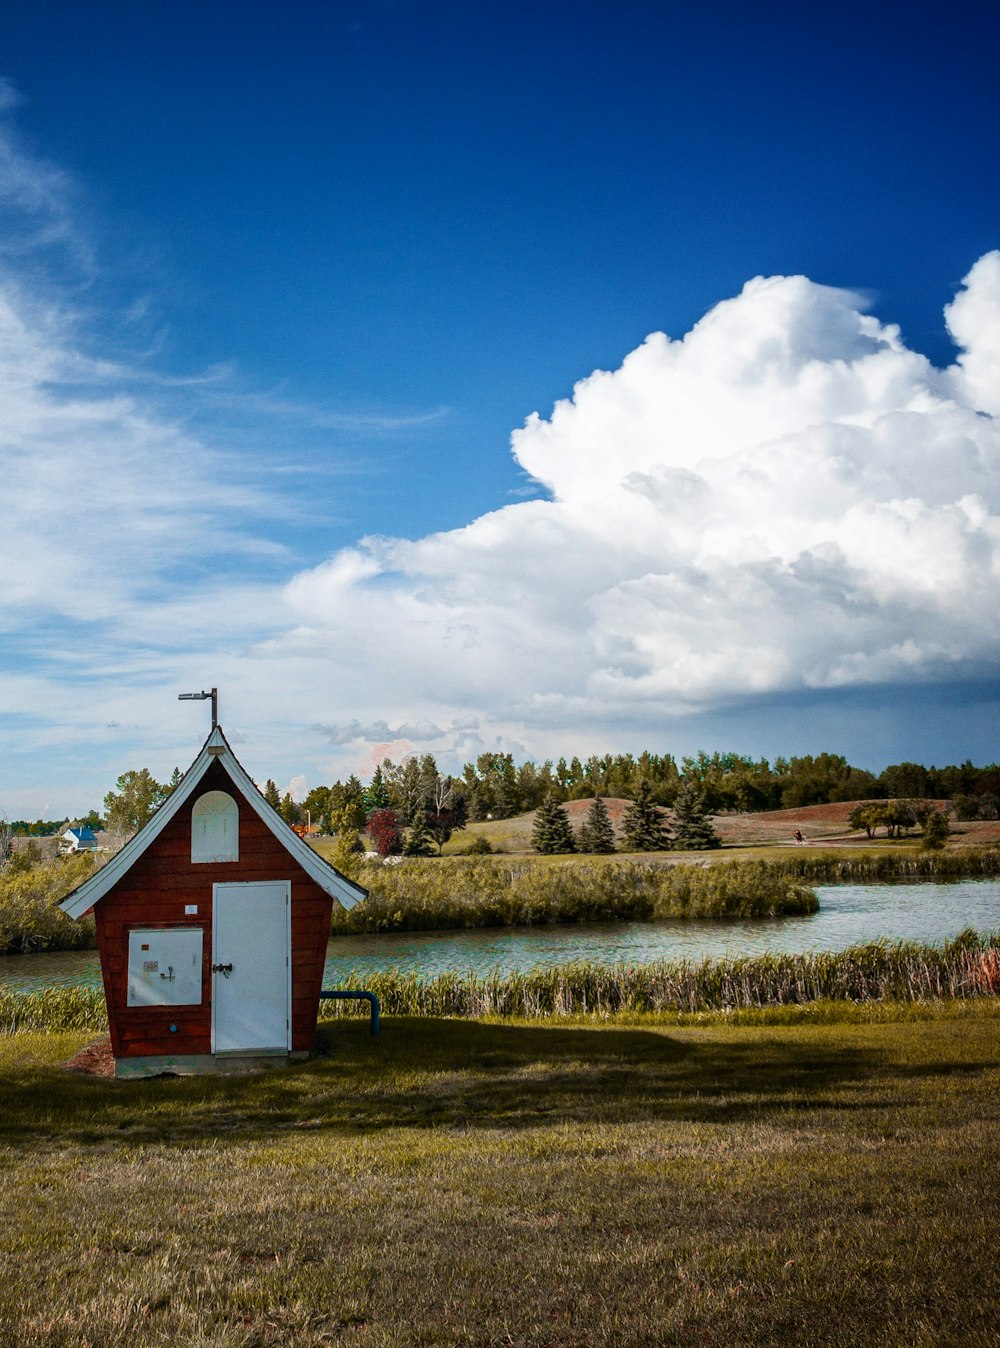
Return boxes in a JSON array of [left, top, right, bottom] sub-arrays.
[[46, 746, 1000, 855], [452, 750, 1000, 817], [847, 800, 951, 847], [531, 782, 721, 856], [302, 749, 1000, 836]]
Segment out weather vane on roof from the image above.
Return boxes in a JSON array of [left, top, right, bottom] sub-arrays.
[[178, 687, 218, 731]]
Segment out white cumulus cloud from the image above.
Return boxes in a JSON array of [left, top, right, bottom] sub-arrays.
[[283, 255, 1000, 750]]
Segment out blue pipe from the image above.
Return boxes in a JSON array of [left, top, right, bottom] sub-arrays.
[[319, 989, 381, 1036]]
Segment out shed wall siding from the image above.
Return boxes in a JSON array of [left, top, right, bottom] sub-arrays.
[[95, 759, 333, 1058]]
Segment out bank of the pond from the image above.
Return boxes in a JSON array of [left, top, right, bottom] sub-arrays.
[[5, 846, 1000, 959], [4, 933, 997, 1033]]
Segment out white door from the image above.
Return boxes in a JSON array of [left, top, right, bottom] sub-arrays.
[[212, 881, 291, 1053]]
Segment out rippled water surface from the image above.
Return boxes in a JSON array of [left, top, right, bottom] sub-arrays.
[[2, 879, 999, 992]]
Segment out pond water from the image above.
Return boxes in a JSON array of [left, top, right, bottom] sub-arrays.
[[3, 879, 999, 993]]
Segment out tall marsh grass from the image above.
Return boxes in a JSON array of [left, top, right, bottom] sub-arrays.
[[4, 932, 997, 1033], [756, 847, 1000, 883], [0, 985, 106, 1034], [331, 856, 819, 933], [318, 930, 1000, 1020]]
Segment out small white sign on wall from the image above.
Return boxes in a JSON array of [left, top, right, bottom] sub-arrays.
[[127, 928, 203, 1006]]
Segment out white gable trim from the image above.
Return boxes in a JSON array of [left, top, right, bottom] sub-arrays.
[[59, 726, 367, 919]]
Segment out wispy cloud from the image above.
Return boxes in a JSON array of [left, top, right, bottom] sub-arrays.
[[201, 387, 452, 434]]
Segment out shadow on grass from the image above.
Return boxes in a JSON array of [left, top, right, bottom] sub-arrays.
[[0, 1016, 955, 1151]]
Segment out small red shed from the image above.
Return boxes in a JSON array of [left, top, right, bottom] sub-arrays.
[[59, 726, 366, 1078]]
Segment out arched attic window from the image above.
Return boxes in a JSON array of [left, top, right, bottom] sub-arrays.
[[191, 790, 239, 863]]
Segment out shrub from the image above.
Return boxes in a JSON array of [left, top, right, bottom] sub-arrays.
[[461, 835, 495, 856], [329, 827, 363, 880], [0, 853, 98, 955], [921, 808, 951, 851]]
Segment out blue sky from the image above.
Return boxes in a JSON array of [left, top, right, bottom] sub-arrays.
[[1, 0, 999, 817]]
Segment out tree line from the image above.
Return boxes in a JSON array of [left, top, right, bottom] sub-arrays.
[[12, 747, 999, 851], [290, 750, 1000, 831]]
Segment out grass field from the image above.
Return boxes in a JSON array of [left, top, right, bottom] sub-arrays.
[[2, 1004, 998, 1346], [426, 797, 1000, 855]]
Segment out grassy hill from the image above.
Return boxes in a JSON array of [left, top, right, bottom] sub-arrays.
[[308, 799, 1000, 870], [439, 798, 994, 855]]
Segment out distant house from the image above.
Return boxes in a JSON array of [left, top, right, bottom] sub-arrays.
[[61, 826, 98, 853]]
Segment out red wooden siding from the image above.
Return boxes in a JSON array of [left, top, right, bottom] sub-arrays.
[[95, 758, 333, 1058]]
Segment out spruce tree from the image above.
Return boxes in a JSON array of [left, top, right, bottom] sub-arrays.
[[264, 779, 281, 809], [671, 779, 721, 850], [531, 793, 577, 854], [577, 794, 616, 854], [364, 765, 390, 814], [279, 792, 302, 826], [621, 778, 670, 851], [404, 810, 435, 856]]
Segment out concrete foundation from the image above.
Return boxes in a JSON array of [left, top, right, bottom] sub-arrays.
[[114, 1049, 309, 1079]]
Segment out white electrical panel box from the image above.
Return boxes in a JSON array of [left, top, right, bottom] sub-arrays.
[[127, 928, 203, 1007]]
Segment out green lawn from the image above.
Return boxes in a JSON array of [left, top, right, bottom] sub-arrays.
[[1, 1005, 998, 1346]]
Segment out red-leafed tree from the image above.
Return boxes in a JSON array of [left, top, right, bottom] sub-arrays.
[[367, 807, 404, 857]]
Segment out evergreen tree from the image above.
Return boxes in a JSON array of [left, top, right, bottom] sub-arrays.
[[621, 778, 670, 851], [577, 794, 616, 854], [404, 810, 435, 856], [330, 776, 367, 832], [263, 779, 281, 809], [279, 792, 302, 826], [364, 765, 390, 815], [530, 793, 577, 854], [671, 779, 721, 850]]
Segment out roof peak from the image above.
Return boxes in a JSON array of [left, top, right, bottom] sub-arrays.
[[58, 727, 366, 918]]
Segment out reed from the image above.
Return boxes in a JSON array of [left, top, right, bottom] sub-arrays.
[[318, 930, 1000, 1020], [330, 855, 819, 933], [4, 932, 997, 1035], [0, 985, 107, 1034], [742, 845, 1000, 883]]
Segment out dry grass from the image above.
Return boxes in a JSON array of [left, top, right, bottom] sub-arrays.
[[406, 798, 1000, 854], [0, 1007, 998, 1346]]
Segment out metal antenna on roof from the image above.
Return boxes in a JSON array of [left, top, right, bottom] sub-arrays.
[[178, 687, 218, 730]]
